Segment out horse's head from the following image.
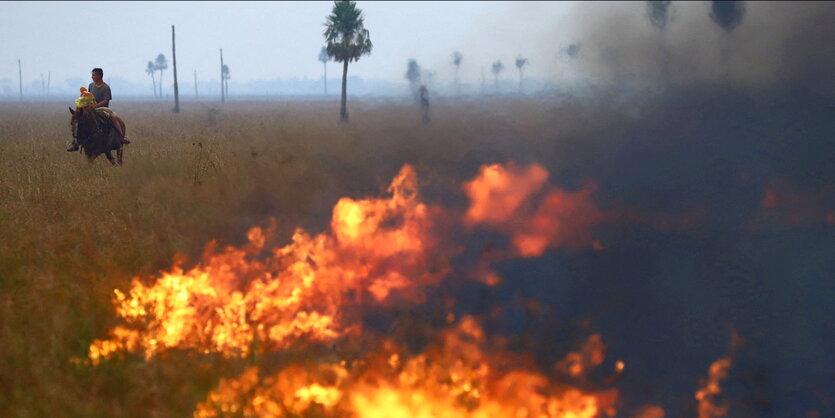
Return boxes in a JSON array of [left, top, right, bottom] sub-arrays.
[[69, 106, 96, 141]]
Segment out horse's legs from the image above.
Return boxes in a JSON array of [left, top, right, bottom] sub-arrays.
[[105, 150, 116, 166], [117, 145, 123, 165]]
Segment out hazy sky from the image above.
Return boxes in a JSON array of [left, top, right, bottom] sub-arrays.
[[3, 1, 831, 94], [0, 1, 576, 86]]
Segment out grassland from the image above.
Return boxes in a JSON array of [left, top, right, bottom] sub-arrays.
[[0, 97, 613, 416], [3, 90, 832, 416]]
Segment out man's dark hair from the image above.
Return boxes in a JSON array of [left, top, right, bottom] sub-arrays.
[[92, 68, 103, 77]]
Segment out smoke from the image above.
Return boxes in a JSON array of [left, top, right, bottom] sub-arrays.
[[456, 2, 835, 92], [710, 0, 746, 31]]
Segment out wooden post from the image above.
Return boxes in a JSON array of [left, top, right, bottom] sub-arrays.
[[18, 59, 22, 100], [172, 25, 180, 113]]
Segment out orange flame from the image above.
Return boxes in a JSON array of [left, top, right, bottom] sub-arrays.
[[463, 162, 605, 257], [695, 356, 732, 418], [196, 317, 620, 418], [89, 165, 444, 363]]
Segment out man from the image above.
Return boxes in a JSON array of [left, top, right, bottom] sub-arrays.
[[67, 68, 130, 152]]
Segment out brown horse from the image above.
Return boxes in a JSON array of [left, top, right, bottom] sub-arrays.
[[68, 106, 125, 165]]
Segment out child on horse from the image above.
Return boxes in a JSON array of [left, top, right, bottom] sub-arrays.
[[67, 68, 130, 152]]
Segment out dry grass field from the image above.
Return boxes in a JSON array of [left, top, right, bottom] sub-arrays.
[[0, 90, 832, 416], [0, 97, 610, 416]]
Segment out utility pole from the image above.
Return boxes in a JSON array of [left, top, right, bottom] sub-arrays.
[[172, 25, 180, 113], [194, 70, 198, 97], [220, 48, 225, 103], [18, 59, 22, 100], [47, 72, 51, 98]]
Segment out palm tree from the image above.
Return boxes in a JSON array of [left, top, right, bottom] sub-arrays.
[[222, 64, 230, 97], [451, 51, 463, 95], [318, 46, 330, 96], [323, 0, 373, 122], [646, 1, 673, 29], [405, 59, 421, 101], [155, 53, 168, 98], [146, 61, 157, 98], [491, 60, 503, 92], [515, 56, 528, 93], [710, 0, 745, 31]]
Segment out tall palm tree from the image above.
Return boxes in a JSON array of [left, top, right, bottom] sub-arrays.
[[318, 46, 330, 96], [146, 61, 157, 98], [515, 56, 528, 93], [451, 51, 463, 95], [405, 59, 421, 100], [155, 53, 168, 98], [491, 60, 504, 92], [323, 0, 373, 122], [222, 65, 230, 97]]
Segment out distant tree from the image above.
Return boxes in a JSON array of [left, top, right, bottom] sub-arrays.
[[318, 46, 330, 96], [155, 53, 168, 98], [710, 0, 745, 31], [451, 51, 463, 94], [222, 64, 230, 97], [646, 1, 673, 29], [405, 59, 422, 101], [491, 60, 503, 92], [323, 0, 373, 122], [515, 56, 528, 93], [146, 61, 157, 98]]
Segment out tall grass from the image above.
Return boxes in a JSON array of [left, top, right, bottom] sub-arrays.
[[0, 97, 605, 416]]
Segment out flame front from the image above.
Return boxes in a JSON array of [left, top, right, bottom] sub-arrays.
[[85, 161, 755, 417], [89, 165, 441, 363], [195, 317, 618, 418]]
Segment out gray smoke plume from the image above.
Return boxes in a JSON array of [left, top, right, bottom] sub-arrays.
[[711, 0, 746, 31], [541, 2, 835, 91], [646, 1, 673, 29]]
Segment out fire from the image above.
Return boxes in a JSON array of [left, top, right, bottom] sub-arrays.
[[463, 162, 605, 257], [754, 180, 835, 227], [695, 356, 732, 418], [89, 165, 444, 363], [85, 161, 749, 416], [463, 162, 549, 226], [195, 317, 619, 418]]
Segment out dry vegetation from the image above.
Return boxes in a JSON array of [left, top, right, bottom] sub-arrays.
[[0, 97, 610, 416]]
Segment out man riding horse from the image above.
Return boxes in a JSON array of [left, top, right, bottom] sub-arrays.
[[67, 68, 130, 152]]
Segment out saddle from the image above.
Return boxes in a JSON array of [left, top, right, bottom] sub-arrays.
[[94, 111, 111, 128]]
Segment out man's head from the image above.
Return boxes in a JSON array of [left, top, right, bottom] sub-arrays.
[[91, 68, 103, 83]]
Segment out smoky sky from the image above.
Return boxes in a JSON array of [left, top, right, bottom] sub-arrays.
[[477, 1, 835, 92], [3, 2, 832, 96]]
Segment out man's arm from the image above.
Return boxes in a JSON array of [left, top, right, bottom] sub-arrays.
[[93, 99, 110, 108]]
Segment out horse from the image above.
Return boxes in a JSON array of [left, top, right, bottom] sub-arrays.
[[68, 106, 125, 165]]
